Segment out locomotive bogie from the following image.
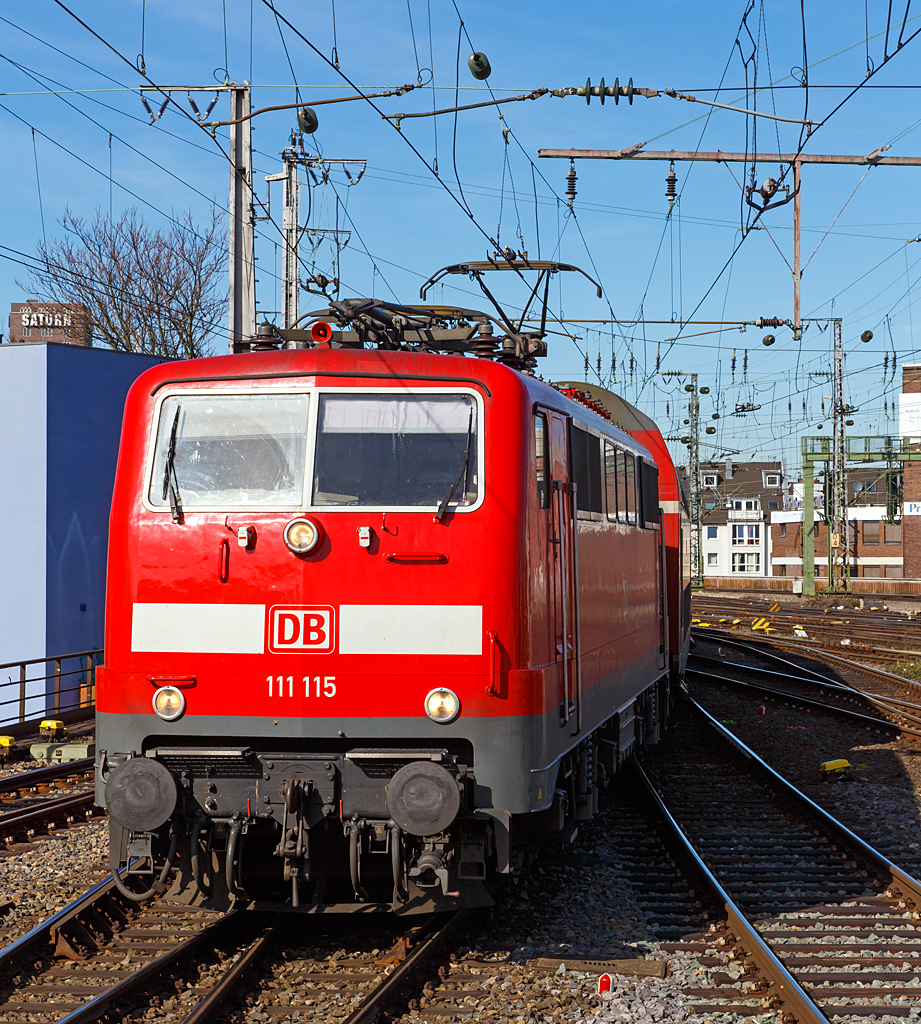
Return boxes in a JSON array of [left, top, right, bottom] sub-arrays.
[[97, 348, 689, 913]]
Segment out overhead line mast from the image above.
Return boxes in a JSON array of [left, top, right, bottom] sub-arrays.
[[140, 83, 257, 353]]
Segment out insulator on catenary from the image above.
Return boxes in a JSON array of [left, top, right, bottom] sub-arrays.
[[566, 160, 577, 211], [665, 161, 677, 211]]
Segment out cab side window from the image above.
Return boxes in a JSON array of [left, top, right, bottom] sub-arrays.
[[535, 413, 549, 509]]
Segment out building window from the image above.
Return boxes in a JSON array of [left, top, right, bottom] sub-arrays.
[[41, 327, 53, 337], [780, 523, 787, 538], [704, 500, 716, 510], [22, 327, 31, 337], [732, 524, 760, 545], [733, 500, 742, 509], [732, 552, 761, 573], [766, 474, 780, 487], [886, 564, 903, 578], [707, 552, 718, 566], [863, 521, 880, 544], [703, 474, 717, 486], [863, 565, 880, 578], [707, 526, 718, 539], [768, 501, 779, 510], [885, 523, 902, 545]]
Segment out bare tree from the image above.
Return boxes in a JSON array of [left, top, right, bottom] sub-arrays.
[[26, 207, 227, 359]]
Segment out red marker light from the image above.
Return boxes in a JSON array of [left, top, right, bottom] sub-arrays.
[[598, 973, 612, 994], [759, 704, 765, 715]]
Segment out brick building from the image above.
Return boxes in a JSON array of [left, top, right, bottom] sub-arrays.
[[900, 363, 921, 578], [7, 302, 91, 346], [771, 472, 903, 579]]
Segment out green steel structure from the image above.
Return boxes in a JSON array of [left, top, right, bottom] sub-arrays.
[[801, 435, 921, 596]]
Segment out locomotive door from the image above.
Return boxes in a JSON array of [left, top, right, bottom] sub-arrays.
[[543, 408, 580, 734]]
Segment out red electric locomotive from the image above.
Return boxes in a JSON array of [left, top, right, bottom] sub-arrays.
[[96, 284, 690, 913]]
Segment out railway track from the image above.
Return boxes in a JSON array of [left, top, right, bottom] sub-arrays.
[[692, 596, 921, 664], [636, 698, 921, 1021], [686, 656, 917, 741], [0, 865, 483, 1022], [0, 758, 95, 798], [0, 760, 100, 850], [693, 626, 921, 732]]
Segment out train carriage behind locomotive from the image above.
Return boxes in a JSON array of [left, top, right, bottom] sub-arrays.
[[97, 321, 688, 912]]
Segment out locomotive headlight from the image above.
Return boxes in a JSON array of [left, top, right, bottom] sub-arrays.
[[284, 517, 322, 554], [424, 687, 460, 723], [152, 685, 185, 721]]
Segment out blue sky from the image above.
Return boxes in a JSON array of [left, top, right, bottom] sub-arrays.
[[2, 1, 921, 472]]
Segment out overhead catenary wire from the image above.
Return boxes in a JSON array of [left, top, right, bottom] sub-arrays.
[[259, 0, 501, 252], [31, 128, 46, 251]]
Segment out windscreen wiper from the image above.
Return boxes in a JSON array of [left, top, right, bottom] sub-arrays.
[[434, 409, 474, 523], [161, 405, 183, 522]]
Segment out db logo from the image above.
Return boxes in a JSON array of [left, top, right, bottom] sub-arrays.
[[268, 606, 335, 654]]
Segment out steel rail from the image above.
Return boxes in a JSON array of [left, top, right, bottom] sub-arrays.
[[690, 652, 859, 695], [343, 910, 472, 1024], [685, 667, 921, 739], [690, 695, 921, 907], [631, 759, 831, 1024], [0, 791, 96, 834], [695, 626, 921, 695], [691, 605, 921, 648], [690, 650, 921, 714], [179, 922, 276, 1024], [693, 629, 921, 733], [0, 757, 94, 796], [692, 629, 837, 682]]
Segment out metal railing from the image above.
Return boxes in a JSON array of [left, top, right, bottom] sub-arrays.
[[0, 649, 102, 730]]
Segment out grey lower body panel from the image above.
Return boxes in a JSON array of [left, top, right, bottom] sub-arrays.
[[97, 654, 665, 815]]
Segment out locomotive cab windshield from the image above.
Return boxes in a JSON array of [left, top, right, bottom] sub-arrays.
[[313, 393, 478, 508], [146, 389, 480, 513]]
